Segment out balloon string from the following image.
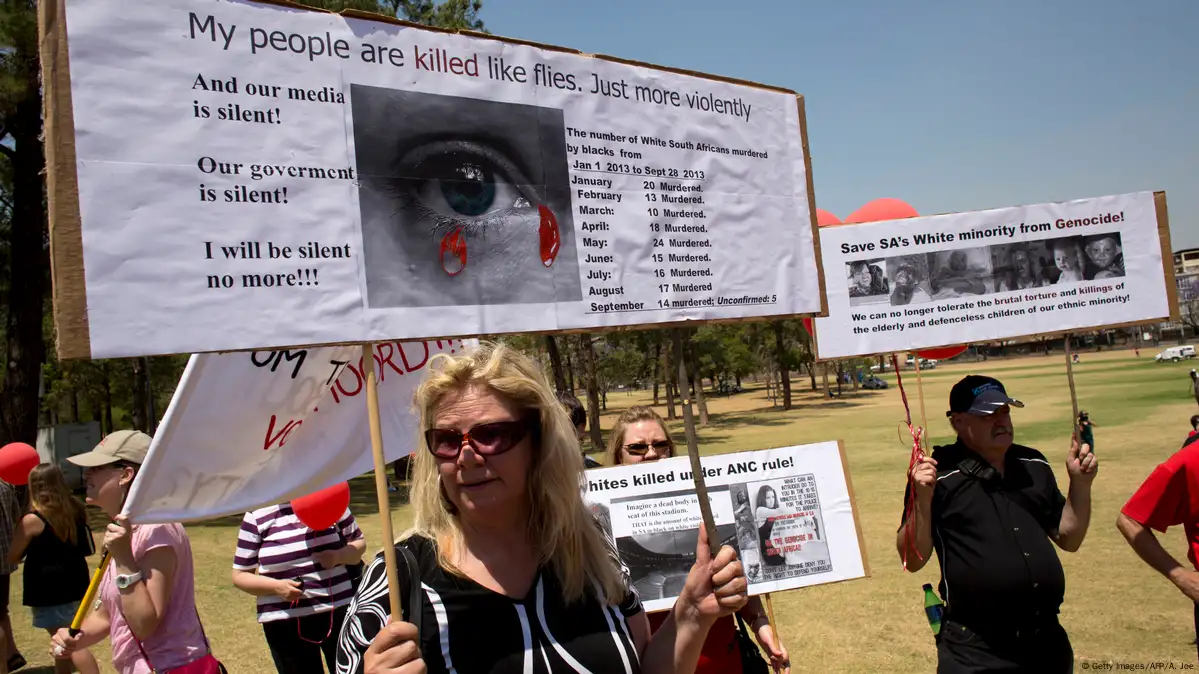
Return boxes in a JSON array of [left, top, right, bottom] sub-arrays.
[[892, 354, 925, 571]]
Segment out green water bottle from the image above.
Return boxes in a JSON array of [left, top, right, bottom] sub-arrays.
[[922, 583, 944, 635]]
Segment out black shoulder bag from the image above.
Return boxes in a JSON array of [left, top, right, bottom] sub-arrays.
[[733, 613, 770, 674], [397, 544, 424, 634]]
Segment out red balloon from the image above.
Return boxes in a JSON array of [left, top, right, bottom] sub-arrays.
[[291, 482, 350, 531], [815, 209, 842, 227], [844, 198, 919, 224], [0, 443, 40, 485], [802, 317, 814, 336], [916, 345, 968, 360]]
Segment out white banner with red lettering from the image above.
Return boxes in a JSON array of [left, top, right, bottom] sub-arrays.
[[124, 339, 472, 523]]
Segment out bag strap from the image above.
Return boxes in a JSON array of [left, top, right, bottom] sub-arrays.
[[397, 543, 423, 636], [957, 456, 1052, 533]]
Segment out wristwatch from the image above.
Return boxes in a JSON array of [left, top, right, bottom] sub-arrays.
[[114, 570, 143, 590]]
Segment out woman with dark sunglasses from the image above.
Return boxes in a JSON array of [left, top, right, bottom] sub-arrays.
[[607, 406, 791, 674], [336, 344, 748, 674]]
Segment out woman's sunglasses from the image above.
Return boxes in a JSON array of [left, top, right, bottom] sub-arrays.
[[622, 440, 672, 456], [424, 418, 533, 460]]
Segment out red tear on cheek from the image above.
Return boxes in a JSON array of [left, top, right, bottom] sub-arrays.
[[440, 226, 467, 276], [539, 204, 560, 267]]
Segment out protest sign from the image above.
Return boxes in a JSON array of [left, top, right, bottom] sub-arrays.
[[124, 339, 471, 523], [44, 0, 824, 360], [812, 191, 1176, 359], [584, 442, 867, 612]]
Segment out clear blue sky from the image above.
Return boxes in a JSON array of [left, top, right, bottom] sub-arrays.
[[485, 1, 1199, 250]]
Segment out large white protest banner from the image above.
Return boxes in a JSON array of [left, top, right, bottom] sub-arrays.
[[44, 0, 824, 360], [584, 442, 867, 612], [124, 339, 472, 523], [812, 191, 1176, 359]]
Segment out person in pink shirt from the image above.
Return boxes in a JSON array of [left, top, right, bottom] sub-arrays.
[[49, 431, 220, 674]]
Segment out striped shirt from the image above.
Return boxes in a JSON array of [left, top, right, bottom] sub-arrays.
[[336, 535, 643, 674], [233, 504, 364, 623]]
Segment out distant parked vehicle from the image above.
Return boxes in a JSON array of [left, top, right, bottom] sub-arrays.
[[1156, 346, 1196, 362], [862, 375, 889, 390]]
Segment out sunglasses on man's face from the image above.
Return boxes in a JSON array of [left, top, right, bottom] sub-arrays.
[[424, 419, 532, 460], [623, 440, 672, 456]]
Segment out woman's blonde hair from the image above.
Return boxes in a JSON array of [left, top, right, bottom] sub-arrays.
[[604, 406, 675, 466], [28, 464, 83, 546], [407, 342, 626, 606]]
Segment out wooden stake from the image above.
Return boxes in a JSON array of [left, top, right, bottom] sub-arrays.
[[912, 356, 931, 452], [763, 593, 785, 655], [672, 328, 718, 553], [1063, 335, 1080, 440], [363, 343, 403, 620]]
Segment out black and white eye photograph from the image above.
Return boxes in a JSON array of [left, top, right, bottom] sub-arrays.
[[1082, 232, 1125, 280], [927, 247, 992, 300], [846, 259, 890, 306], [350, 85, 583, 308], [885, 255, 933, 307]]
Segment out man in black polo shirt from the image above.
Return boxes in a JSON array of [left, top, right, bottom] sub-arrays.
[[897, 375, 1098, 672]]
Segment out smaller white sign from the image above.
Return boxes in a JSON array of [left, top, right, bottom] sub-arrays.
[[584, 443, 866, 612], [124, 339, 474, 523], [813, 191, 1170, 359]]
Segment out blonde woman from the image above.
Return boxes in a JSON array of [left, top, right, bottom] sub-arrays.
[[9, 465, 98, 674], [336, 344, 747, 674], [607, 406, 791, 674]]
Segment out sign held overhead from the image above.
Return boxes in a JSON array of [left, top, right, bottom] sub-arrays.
[[43, 0, 825, 359]]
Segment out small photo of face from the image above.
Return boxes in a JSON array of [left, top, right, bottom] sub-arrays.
[[846, 259, 890, 306], [1083, 233, 1124, 280]]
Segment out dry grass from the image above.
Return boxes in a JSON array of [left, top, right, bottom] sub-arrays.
[[9, 349, 1197, 672]]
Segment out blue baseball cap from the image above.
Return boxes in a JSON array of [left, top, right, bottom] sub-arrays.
[[947, 375, 1025, 417]]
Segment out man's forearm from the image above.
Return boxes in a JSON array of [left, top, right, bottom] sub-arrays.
[[1057, 481, 1093, 552]]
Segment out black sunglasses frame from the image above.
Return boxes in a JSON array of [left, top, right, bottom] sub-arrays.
[[622, 440, 673, 456], [423, 413, 540, 460]]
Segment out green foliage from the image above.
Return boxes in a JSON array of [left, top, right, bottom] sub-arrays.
[[296, 0, 486, 31]]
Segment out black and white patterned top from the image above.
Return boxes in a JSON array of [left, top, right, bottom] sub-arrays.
[[335, 535, 643, 674]]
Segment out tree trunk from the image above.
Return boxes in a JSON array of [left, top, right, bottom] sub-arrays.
[[772, 321, 792, 410], [90, 398, 103, 432], [686, 338, 709, 425], [545, 336, 568, 393], [564, 343, 575, 392], [822, 362, 832, 398], [131, 359, 148, 432], [0, 71, 49, 446], [102, 364, 114, 434], [852, 362, 860, 391], [662, 347, 676, 419], [581, 335, 603, 452], [808, 362, 817, 391], [836, 361, 844, 396], [145, 358, 158, 433], [652, 342, 661, 405]]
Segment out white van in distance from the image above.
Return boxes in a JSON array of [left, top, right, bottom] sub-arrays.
[[1155, 346, 1197, 362]]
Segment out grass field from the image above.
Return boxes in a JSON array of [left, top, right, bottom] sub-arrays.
[[9, 349, 1199, 672]]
